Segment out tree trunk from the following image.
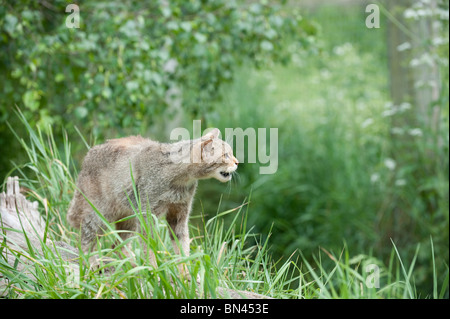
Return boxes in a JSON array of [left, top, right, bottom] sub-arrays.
[[385, 0, 442, 130]]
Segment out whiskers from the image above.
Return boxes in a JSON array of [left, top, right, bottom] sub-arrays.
[[225, 170, 241, 194]]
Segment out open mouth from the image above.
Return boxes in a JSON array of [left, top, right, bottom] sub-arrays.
[[220, 172, 231, 178]]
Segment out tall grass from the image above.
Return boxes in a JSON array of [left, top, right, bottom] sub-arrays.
[[198, 4, 449, 297], [1, 110, 447, 299], [0, 110, 300, 298]]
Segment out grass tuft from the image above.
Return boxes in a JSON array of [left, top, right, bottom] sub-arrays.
[[1, 110, 448, 299]]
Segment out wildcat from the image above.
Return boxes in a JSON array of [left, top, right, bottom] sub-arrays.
[[67, 128, 238, 267]]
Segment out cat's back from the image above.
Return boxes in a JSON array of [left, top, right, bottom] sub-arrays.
[[107, 135, 148, 148], [76, 135, 154, 198], [82, 135, 149, 171]]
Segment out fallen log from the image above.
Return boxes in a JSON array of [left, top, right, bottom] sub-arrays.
[[0, 176, 270, 299]]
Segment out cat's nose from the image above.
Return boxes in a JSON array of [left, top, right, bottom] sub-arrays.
[[234, 157, 239, 166]]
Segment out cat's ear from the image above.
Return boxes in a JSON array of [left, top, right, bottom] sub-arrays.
[[201, 128, 220, 140], [192, 135, 214, 163], [199, 138, 216, 163], [201, 138, 213, 153]]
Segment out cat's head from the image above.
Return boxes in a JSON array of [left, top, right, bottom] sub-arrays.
[[193, 129, 239, 182]]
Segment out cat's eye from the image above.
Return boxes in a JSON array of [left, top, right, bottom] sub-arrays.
[[224, 153, 230, 159]]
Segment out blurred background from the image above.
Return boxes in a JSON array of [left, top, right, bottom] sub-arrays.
[[1, 0, 448, 296]]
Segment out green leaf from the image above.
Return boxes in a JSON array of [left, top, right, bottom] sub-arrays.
[[74, 106, 88, 119], [194, 32, 207, 43], [102, 87, 112, 98], [55, 73, 65, 83], [126, 81, 139, 92], [180, 21, 192, 32], [260, 40, 274, 51], [22, 90, 40, 111], [4, 14, 18, 36]]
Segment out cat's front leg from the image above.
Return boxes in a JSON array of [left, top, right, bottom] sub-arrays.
[[166, 203, 190, 257], [166, 203, 191, 279], [80, 212, 113, 270]]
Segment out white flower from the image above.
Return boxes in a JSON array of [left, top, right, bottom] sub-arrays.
[[397, 42, 412, 52], [391, 127, 405, 135], [384, 158, 396, 170], [362, 118, 374, 128], [408, 128, 423, 137], [382, 109, 397, 117], [410, 53, 434, 68], [399, 102, 411, 111], [163, 58, 178, 74], [404, 8, 418, 19], [395, 179, 407, 187], [410, 58, 421, 67], [320, 69, 331, 79], [416, 8, 433, 17], [438, 8, 449, 20], [333, 43, 353, 56], [433, 37, 448, 46], [384, 101, 394, 109], [370, 173, 380, 183]]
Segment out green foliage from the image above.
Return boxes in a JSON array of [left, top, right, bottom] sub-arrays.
[[0, 0, 312, 134], [0, 0, 314, 179], [1, 0, 448, 299], [201, 3, 449, 297], [0, 116, 302, 298], [2, 114, 447, 299]]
